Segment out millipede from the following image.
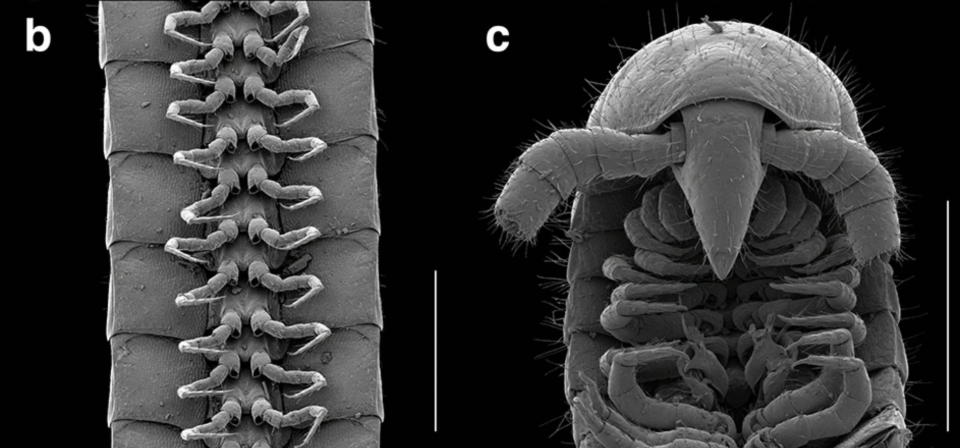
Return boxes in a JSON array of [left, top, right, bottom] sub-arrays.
[[101, 2, 382, 447], [494, 19, 910, 448]]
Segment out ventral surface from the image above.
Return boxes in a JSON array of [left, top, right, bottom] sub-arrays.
[[102, 2, 382, 447], [494, 19, 909, 448]]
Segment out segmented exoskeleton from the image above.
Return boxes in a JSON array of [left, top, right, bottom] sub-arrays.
[[102, 2, 382, 446], [495, 20, 909, 447]]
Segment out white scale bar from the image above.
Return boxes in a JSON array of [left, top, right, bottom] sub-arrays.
[[434, 270, 438, 433]]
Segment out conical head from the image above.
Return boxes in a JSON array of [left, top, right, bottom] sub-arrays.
[[673, 100, 767, 280]]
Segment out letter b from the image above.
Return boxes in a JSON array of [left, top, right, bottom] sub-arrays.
[[26, 18, 51, 52]]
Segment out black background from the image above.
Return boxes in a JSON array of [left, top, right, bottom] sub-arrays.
[[13, 1, 953, 446]]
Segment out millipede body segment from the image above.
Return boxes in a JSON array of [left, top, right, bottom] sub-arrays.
[[102, 2, 381, 447], [495, 21, 909, 448]]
